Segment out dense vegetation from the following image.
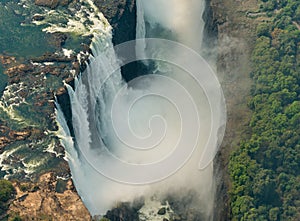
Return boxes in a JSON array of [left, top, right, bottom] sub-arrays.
[[0, 179, 15, 219], [229, 0, 300, 220]]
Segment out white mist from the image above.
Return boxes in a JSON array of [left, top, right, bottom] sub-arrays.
[[56, 0, 225, 220]]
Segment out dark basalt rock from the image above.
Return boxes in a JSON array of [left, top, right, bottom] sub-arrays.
[[165, 189, 207, 221], [32, 14, 45, 21], [104, 201, 143, 221], [202, 0, 218, 58], [158, 207, 167, 215], [94, 0, 149, 82], [56, 86, 74, 137], [31, 52, 75, 63]]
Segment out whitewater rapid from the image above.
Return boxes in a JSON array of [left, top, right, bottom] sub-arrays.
[[56, 0, 226, 219]]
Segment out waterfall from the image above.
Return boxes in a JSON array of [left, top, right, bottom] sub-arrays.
[[135, 0, 148, 63], [56, 0, 226, 219]]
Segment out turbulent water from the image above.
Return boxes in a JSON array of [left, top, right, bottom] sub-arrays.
[[57, 0, 226, 219]]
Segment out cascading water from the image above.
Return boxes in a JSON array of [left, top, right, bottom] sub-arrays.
[[135, 0, 147, 63], [56, 0, 226, 219]]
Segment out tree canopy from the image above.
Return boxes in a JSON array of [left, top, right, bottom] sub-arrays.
[[229, 0, 300, 220]]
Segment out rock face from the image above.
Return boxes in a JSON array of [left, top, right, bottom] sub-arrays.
[[203, 0, 218, 52], [209, 0, 258, 220], [94, 0, 136, 45], [34, 0, 70, 9], [94, 0, 145, 82], [8, 173, 91, 220]]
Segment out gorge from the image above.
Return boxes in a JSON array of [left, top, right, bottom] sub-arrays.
[[57, 0, 226, 219]]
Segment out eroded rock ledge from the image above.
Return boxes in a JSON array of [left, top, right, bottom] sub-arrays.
[[0, 0, 136, 219], [9, 173, 91, 220]]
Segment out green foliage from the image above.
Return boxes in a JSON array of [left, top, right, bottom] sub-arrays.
[[269, 207, 279, 221], [264, 0, 277, 11], [256, 23, 271, 37], [0, 180, 15, 202], [0, 180, 15, 218], [229, 0, 300, 219], [295, 5, 300, 21]]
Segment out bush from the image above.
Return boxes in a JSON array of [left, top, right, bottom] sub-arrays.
[[0, 180, 15, 202], [295, 6, 300, 21], [0, 180, 15, 218], [256, 23, 270, 37]]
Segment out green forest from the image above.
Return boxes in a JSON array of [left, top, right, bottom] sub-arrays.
[[229, 0, 300, 220]]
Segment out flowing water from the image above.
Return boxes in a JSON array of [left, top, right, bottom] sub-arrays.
[[57, 0, 226, 219]]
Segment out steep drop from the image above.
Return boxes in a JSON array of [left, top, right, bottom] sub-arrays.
[[57, 0, 226, 219]]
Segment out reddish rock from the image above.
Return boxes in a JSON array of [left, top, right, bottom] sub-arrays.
[[0, 55, 17, 67], [9, 173, 91, 220], [56, 87, 67, 96], [0, 125, 10, 134], [8, 130, 31, 141], [5, 64, 33, 78], [64, 77, 74, 84], [0, 136, 11, 149], [34, 0, 71, 8], [34, 0, 59, 9]]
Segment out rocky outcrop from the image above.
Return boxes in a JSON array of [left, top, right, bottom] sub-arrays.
[[0, 41, 83, 179], [0, 124, 33, 150], [0, 1, 97, 219], [4, 64, 34, 78], [34, 0, 71, 9], [8, 173, 91, 220], [0, 55, 17, 67], [31, 53, 75, 63], [104, 201, 143, 221], [0, 0, 140, 219]]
